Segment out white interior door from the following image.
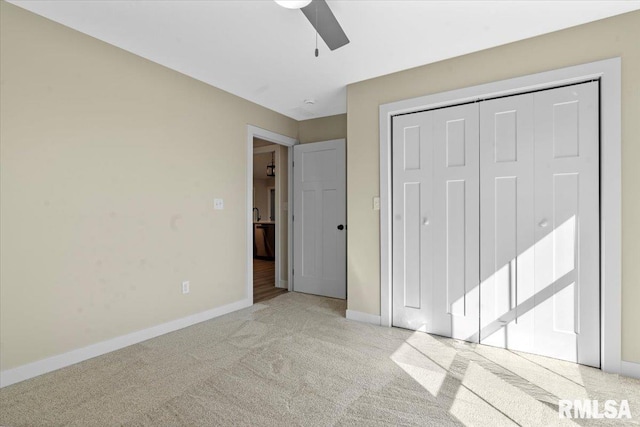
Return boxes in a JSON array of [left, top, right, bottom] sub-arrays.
[[532, 82, 600, 366], [431, 104, 480, 341], [392, 104, 479, 341], [293, 139, 346, 299], [480, 93, 536, 352], [392, 111, 433, 331]]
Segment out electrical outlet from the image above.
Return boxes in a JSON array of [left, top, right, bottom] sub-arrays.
[[182, 281, 190, 294], [214, 198, 224, 210], [373, 197, 380, 211]]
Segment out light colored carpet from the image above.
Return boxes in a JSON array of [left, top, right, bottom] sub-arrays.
[[1, 292, 639, 426]]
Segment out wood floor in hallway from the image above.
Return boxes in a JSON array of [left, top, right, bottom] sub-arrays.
[[253, 258, 287, 303]]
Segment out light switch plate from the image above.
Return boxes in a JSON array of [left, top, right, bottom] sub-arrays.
[[373, 197, 380, 211], [214, 198, 224, 210]]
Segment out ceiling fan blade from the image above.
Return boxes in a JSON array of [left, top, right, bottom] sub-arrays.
[[301, 0, 349, 51]]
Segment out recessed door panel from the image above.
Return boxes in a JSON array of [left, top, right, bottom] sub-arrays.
[[493, 177, 517, 321], [403, 182, 422, 309], [301, 149, 337, 182], [494, 111, 518, 163], [446, 180, 466, 317], [404, 127, 421, 170], [321, 189, 339, 280], [446, 119, 466, 167], [552, 101, 580, 159], [301, 189, 317, 277]]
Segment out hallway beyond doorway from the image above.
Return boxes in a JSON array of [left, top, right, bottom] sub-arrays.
[[253, 259, 286, 303]]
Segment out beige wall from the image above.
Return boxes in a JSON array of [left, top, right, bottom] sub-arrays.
[[298, 114, 347, 144], [346, 10, 640, 363], [0, 2, 298, 370]]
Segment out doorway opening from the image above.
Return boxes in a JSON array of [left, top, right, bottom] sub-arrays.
[[253, 141, 286, 303], [246, 126, 297, 305]]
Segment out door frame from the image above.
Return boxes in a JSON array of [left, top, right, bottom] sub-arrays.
[[379, 58, 622, 374], [246, 126, 297, 301]]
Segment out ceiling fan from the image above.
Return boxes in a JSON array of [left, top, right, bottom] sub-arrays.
[[275, 0, 350, 54]]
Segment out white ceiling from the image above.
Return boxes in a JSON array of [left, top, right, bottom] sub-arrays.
[[10, 1, 640, 120]]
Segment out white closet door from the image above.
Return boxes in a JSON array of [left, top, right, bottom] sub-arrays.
[[392, 82, 599, 366], [392, 111, 433, 331], [392, 104, 479, 340], [480, 93, 535, 351], [431, 104, 480, 341], [479, 82, 600, 366], [533, 82, 600, 366]]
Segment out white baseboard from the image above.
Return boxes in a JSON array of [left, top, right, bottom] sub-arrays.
[[621, 360, 640, 379], [0, 298, 252, 388], [346, 309, 381, 326]]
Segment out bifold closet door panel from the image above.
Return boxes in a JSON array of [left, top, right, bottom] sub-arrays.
[[431, 103, 480, 341], [533, 82, 600, 367], [391, 103, 480, 338], [479, 93, 535, 351], [392, 111, 434, 331]]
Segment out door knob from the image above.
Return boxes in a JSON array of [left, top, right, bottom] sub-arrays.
[[539, 219, 549, 228], [337, 224, 345, 230]]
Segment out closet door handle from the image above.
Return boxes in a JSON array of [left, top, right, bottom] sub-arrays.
[[423, 218, 430, 226], [538, 219, 549, 228], [337, 224, 345, 231]]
